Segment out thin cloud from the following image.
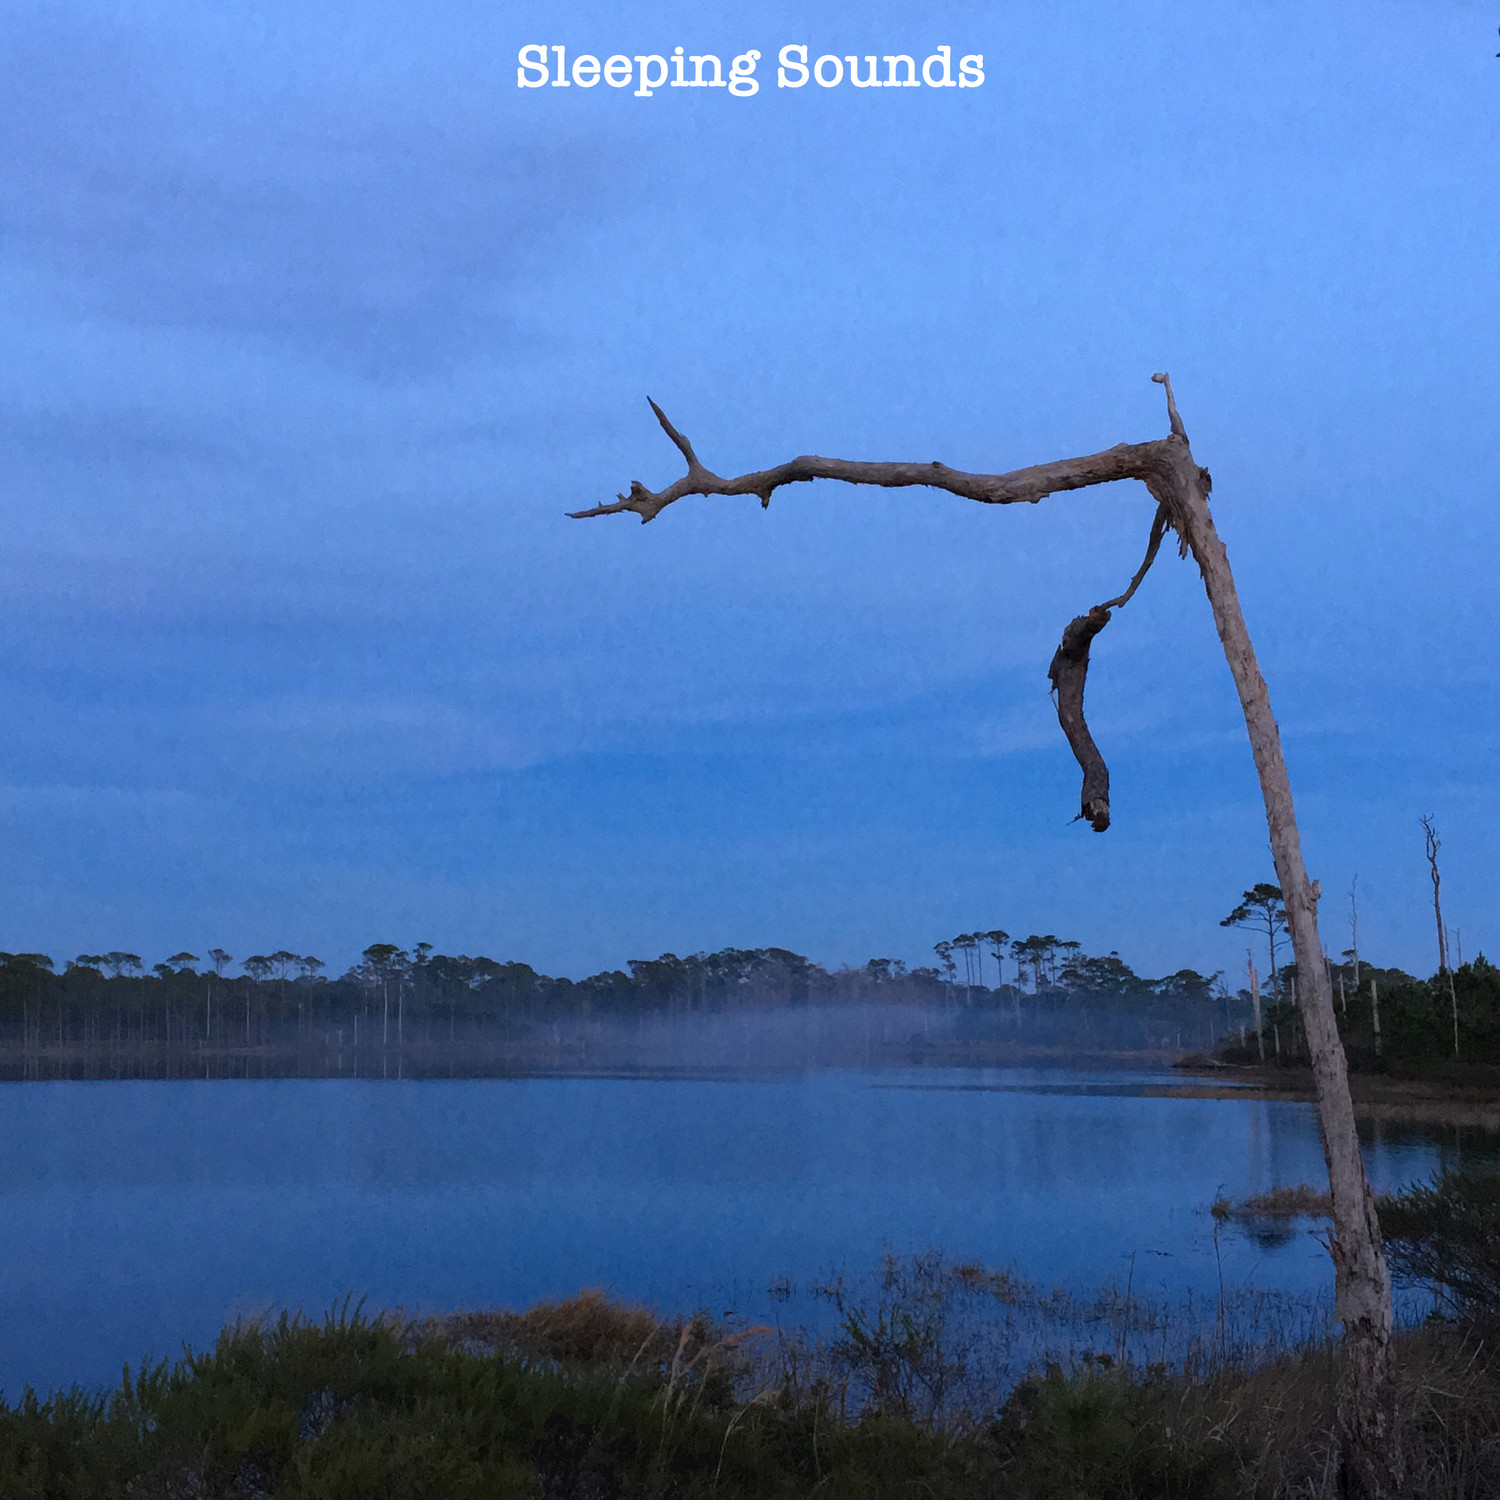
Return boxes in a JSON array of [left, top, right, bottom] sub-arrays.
[[0, 13, 639, 374]]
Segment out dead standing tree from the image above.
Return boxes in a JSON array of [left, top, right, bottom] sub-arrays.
[[571, 373, 1399, 1496], [1421, 814, 1460, 1058]]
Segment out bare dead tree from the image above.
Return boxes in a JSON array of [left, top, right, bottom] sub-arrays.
[[1421, 816, 1450, 974], [1421, 815, 1459, 1058], [1348, 874, 1361, 992], [573, 374, 1399, 1496], [1246, 948, 1265, 1062]]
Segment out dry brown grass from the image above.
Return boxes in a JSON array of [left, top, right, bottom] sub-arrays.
[[419, 1289, 774, 1409], [424, 1288, 677, 1369], [1212, 1321, 1500, 1497], [1211, 1183, 1333, 1221]]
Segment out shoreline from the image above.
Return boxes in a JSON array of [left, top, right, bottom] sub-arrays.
[[3, 1041, 1499, 1126], [1165, 1060, 1500, 1130]]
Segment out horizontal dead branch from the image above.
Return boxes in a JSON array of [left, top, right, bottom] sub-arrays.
[[567, 398, 1182, 523]]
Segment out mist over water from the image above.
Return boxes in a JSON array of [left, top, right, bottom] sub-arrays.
[[3, 994, 1239, 1081], [562, 997, 1232, 1072], [445, 1001, 968, 1075]]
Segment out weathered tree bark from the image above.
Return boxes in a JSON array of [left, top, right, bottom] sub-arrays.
[[575, 375, 1400, 1496]]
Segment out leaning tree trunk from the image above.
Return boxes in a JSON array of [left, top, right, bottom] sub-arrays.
[[576, 373, 1399, 1496], [1152, 410, 1399, 1497]]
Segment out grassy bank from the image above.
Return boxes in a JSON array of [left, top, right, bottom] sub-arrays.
[[5, 1287, 1500, 1498], [1169, 1061, 1500, 1131], [10, 1170, 1500, 1496]]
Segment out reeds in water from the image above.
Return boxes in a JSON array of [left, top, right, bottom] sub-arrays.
[[4, 1262, 1500, 1496]]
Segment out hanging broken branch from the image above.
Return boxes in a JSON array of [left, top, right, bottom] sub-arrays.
[[1047, 505, 1169, 832], [1048, 608, 1115, 831]]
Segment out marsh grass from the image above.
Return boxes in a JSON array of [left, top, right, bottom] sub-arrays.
[[759, 1250, 1333, 1427], [4, 1265, 1500, 1497], [1211, 1185, 1335, 1222]]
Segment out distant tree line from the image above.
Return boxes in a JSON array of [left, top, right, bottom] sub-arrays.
[[1226, 955, 1500, 1071], [0, 936, 1215, 1066], [0, 928, 1494, 1076], [0, 936, 1218, 1031], [1209, 879, 1500, 1070]]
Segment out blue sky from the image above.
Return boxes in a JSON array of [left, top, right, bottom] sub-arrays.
[[1, 0, 1496, 980]]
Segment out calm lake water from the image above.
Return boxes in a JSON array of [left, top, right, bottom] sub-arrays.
[[0, 1066, 1480, 1399]]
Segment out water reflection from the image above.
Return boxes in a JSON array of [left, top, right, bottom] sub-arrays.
[[0, 1068, 1489, 1398]]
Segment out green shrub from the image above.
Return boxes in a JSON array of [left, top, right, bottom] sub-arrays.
[[5, 1281, 1500, 1497], [989, 1362, 1243, 1499], [1379, 1167, 1500, 1316]]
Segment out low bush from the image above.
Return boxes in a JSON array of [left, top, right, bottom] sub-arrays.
[[5, 1276, 1500, 1497], [1380, 1167, 1500, 1317]]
